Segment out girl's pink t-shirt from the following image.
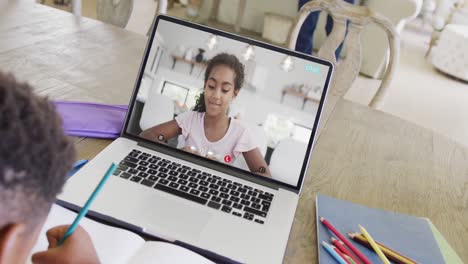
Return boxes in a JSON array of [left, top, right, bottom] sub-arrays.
[[175, 110, 256, 165]]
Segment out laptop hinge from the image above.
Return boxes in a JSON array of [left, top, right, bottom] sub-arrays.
[[136, 140, 284, 191]]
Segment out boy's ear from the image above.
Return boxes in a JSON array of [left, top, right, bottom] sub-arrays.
[[234, 89, 240, 97], [0, 223, 26, 263]]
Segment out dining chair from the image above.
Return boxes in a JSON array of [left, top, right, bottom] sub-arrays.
[[139, 94, 175, 131], [269, 138, 308, 186], [287, 0, 400, 109], [146, 0, 168, 36], [426, 0, 466, 57], [97, 0, 134, 28]]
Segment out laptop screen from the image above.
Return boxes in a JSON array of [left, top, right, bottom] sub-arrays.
[[125, 16, 332, 190]]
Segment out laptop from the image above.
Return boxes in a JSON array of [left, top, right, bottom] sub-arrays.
[[58, 15, 333, 263]]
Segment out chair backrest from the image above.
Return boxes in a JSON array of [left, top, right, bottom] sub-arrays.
[[269, 138, 308, 185], [97, 0, 134, 28], [146, 0, 168, 36], [287, 0, 400, 109], [139, 94, 175, 131]]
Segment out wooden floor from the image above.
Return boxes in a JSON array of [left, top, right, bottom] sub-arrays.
[[38, 0, 97, 18], [36, 0, 279, 46]]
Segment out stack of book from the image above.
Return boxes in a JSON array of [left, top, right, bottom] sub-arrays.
[[316, 195, 463, 264]]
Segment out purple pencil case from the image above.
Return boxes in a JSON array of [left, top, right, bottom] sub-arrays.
[[54, 101, 128, 139]]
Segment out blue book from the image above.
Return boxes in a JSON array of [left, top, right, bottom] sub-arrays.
[[316, 195, 445, 264]]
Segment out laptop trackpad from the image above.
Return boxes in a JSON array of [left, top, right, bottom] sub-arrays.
[[92, 178, 213, 242], [132, 192, 213, 242]]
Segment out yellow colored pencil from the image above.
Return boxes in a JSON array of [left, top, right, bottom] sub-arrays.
[[348, 233, 416, 264], [359, 225, 391, 264]]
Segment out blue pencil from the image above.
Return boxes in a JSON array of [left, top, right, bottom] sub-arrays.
[[322, 241, 348, 264], [58, 163, 117, 245]]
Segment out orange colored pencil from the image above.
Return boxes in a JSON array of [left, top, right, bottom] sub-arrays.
[[348, 232, 417, 264]]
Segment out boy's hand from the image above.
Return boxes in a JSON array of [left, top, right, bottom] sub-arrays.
[[32, 225, 100, 264]]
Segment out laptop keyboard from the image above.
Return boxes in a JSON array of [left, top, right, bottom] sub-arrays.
[[113, 149, 275, 224]]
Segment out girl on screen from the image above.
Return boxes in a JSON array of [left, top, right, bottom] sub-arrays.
[[140, 53, 271, 177]]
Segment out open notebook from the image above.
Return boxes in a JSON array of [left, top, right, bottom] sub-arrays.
[[28, 204, 214, 264]]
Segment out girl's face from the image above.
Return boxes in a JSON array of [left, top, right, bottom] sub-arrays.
[[204, 65, 239, 117]]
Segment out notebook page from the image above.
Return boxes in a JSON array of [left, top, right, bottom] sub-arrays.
[[426, 219, 464, 264], [28, 204, 145, 264], [128, 241, 215, 264]]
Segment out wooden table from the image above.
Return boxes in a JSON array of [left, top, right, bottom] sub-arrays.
[[1, 2, 467, 262]]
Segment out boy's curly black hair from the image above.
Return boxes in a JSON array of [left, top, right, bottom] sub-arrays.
[[194, 53, 245, 112], [0, 71, 76, 229]]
